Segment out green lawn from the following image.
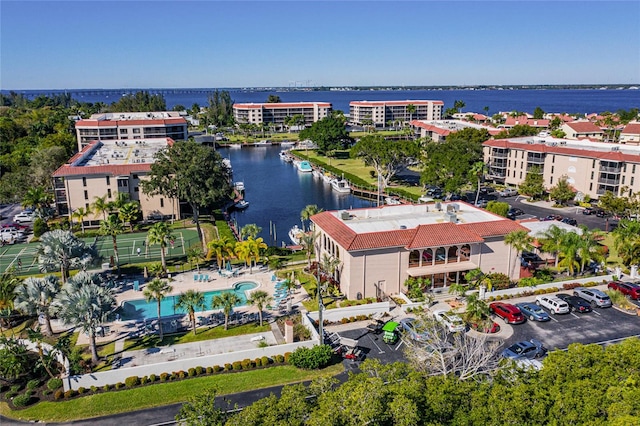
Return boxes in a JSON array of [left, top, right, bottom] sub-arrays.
[[0, 363, 344, 422]]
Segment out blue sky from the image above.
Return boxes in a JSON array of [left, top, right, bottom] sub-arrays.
[[1, 1, 639, 89]]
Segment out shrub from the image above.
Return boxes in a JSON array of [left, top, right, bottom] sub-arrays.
[[487, 272, 511, 290], [206, 366, 213, 374], [140, 376, 149, 385], [275, 354, 285, 363], [33, 217, 49, 238], [261, 356, 270, 367], [10, 384, 21, 393], [90, 386, 98, 393], [160, 373, 169, 382], [232, 361, 243, 371], [12, 392, 32, 407], [196, 366, 204, 376], [188, 368, 196, 377], [341, 317, 349, 324], [288, 345, 334, 369], [213, 365, 223, 373], [562, 282, 581, 290], [4, 391, 17, 400], [77, 387, 86, 394], [349, 316, 356, 323], [102, 384, 111, 392], [64, 389, 77, 398], [42, 389, 51, 396], [115, 382, 125, 389], [149, 374, 157, 382], [254, 358, 262, 366], [178, 371, 187, 379], [26, 379, 40, 390], [54, 389, 64, 400], [224, 363, 233, 371], [125, 376, 140, 388], [284, 352, 292, 363], [241, 359, 253, 370]]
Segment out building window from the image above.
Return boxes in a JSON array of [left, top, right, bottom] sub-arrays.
[[107, 188, 112, 198], [552, 155, 555, 163], [589, 183, 593, 191], [592, 159, 596, 168], [82, 177, 87, 187], [631, 177, 635, 186], [160, 198, 164, 208], [133, 174, 138, 179], [550, 176, 553, 184], [133, 128, 140, 134], [622, 176, 626, 185], [85, 203, 90, 210], [519, 171, 523, 179], [591, 171, 594, 179], [632, 164, 636, 174], [84, 190, 88, 200], [551, 166, 554, 174], [106, 176, 110, 185], [134, 186, 139, 192]]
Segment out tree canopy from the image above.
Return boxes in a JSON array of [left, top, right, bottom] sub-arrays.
[[421, 138, 483, 193], [298, 113, 352, 155], [108, 91, 166, 112], [205, 90, 234, 127], [518, 166, 546, 199], [351, 135, 421, 189]]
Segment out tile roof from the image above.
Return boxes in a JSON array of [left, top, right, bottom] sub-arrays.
[[76, 118, 186, 127], [53, 163, 152, 177], [621, 122, 640, 135], [406, 223, 483, 249], [233, 102, 331, 109], [564, 121, 603, 133], [410, 120, 451, 136], [484, 139, 640, 163], [350, 100, 444, 106]]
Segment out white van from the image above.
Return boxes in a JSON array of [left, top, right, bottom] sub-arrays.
[[536, 295, 570, 314]]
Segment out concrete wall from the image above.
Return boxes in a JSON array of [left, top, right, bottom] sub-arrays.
[[306, 301, 390, 323], [64, 340, 318, 391]]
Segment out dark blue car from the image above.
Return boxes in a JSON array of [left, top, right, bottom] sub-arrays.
[[515, 302, 551, 322]]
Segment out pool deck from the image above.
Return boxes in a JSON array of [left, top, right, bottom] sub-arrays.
[[65, 265, 307, 347]]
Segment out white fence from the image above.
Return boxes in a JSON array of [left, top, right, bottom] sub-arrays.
[[65, 339, 318, 391], [306, 301, 390, 323]]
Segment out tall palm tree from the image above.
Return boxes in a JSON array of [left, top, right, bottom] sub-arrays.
[[234, 241, 251, 269], [463, 292, 491, 324], [504, 230, 534, 277], [118, 202, 140, 232], [71, 207, 90, 234], [577, 227, 605, 274], [14, 275, 60, 336], [470, 162, 486, 206], [143, 278, 173, 339], [321, 253, 341, 281], [112, 192, 130, 210], [207, 237, 235, 270], [539, 225, 568, 267], [300, 204, 322, 232], [187, 246, 205, 271], [53, 273, 115, 364], [147, 222, 174, 272], [37, 230, 97, 284], [22, 186, 53, 217], [300, 232, 317, 270], [245, 237, 267, 273], [99, 214, 124, 272], [212, 292, 242, 330], [176, 290, 206, 335], [240, 223, 262, 241], [247, 290, 272, 326], [612, 219, 640, 266], [558, 231, 581, 276], [92, 195, 110, 221], [406, 104, 416, 124]]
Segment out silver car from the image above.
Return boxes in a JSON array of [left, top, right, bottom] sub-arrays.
[[573, 287, 612, 308]]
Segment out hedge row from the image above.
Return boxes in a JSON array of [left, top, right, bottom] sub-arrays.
[[485, 281, 600, 302], [52, 354, 291, 400]]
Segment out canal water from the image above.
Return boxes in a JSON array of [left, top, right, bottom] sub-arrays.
[[221, 145, 374, 246]]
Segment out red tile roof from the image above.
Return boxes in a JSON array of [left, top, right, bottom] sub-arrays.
[[484, 139, 640, 163], [233, 102, 331, 109], [504, 117, 549, 127], [621, 123, 640, 135], [410, 120, 451, 136], [564, 121, 603, 133], [53, 163, 151, 177], [350, 100, 444, 106], [406, 223, 483, 249], [75, 118, 186, 127]]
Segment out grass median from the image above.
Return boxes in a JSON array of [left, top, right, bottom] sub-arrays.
[[0, 363, 344, 422]]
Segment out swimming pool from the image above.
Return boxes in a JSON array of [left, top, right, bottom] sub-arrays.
[[120, 281, 258, 321]]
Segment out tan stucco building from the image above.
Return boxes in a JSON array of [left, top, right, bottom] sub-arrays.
[[53, 138, 179, 226], [484, 136, 640, 199], [349, 100, 443, 127], [233, 102, 332, 127], [75, 112, 188, 151], [311, 203, 527, 300]]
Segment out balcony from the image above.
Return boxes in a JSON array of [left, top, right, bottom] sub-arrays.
[[526, 155, 545, 164], [491, 150, 509, 158], [597, 176, 621, 186], [599, 165, 622, 173]]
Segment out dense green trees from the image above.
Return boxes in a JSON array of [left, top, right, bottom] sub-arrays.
[[205, 90, 235, 127], [549, 175, 575, 205], [109, 91, 167, 112], [518, 165, 546, 199], [298, 113, 352, 155], [421, 138, 483, 193]]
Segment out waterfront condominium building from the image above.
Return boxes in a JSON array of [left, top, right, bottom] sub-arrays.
[[232, 102, 332, 127], [75, 112, 188, 151], [349, 100, 444, 127], [483, 135, 640, 199], [311, 203, 527, 301], [52, 138, 179, 226]]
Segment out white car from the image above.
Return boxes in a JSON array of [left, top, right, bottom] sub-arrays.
[[535, 295, 570, 314], [13, 212, 35, 223], [499, 188, 518, 197], [433, 310, 466, 332]]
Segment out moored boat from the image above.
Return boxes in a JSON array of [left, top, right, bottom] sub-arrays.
[[288, 225, 304, 245], [330, 177, 351, 194], [235, 200, 249, 210], [295, 160, 313, 172], [255, 140, 271, 146]]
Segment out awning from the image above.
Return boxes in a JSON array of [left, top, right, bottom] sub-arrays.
[[406, 260, 478, 277]]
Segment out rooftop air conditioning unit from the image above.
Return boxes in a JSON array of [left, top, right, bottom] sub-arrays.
[[611, 146, 620, 151], [445, 212, 457, 223], [435, 202, 442, 211], [340, 210, 350, 220]]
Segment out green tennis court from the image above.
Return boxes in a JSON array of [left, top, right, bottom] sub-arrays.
[[0, 228, 201, 276]]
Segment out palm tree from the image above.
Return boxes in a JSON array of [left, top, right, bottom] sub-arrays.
[[234, 240, 251, 269], [207, 236, 235, 270], [406, 104, 416, 124], [454, 100, 466, 113], [147, 222, 174, 272], [504, 230, 534, 277], [464, 292, 491, 325], [92, 195, 111, 221], [558, 231, 581, 276], [0, 271, 20, 310], [247, 290, 272, 326], [300, 204, 322, 232], [577, 227, 605, 274], [118, 202, 140, 232], [212, 292, 242, 330], [14, 275, 60, 336], [112, 192, 130, 210], [321, 253, 341, 281], [245, 237, 267, 273], [37, 230, 97, 284], [470, 162, 486, 206], [240, 223, 262, 241], [99, 214, 124, 272], [71, 207, 90, 233], [539, 225, 568, 267], [176, 290, 206, 335], [187, 246, 205, 271], [300, 233, 317, 270], [53, 273, 115, 364], [612, 219, 640, 266], [22, 186, 53, 218], [143, 278, 173, 339]]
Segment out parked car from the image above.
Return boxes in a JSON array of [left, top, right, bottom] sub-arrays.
[[508, 207, 524, 216], [556, 293, 592, 313], [449, 193, 468, 202], [399, 318, 430, 341], [595, 210, 610, 218], [1, 223, 29, 231], [541, 214, 563, 221], [499, 188, 518, 197], [561, 217, 578, 226], [433, 310, 466, 332], [582, 207, 597, 215], [13, 212, 35, 223], [474, 199, 489, 208], [469, 320, 501, 334], [536, 295, 570, 314], [502, 339, 547, 360], [573, 287, 612, 308], [515, 302, 551, 322], [489, 302, 526, 324], [607, 281, 640, 300]]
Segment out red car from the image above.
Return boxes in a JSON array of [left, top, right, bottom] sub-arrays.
[[470, 320, 501, 334], [490, 302, 526, 324], [608, 281, 640, 300], [1, 223, 29, 231]]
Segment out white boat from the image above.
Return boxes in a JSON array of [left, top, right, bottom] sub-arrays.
[[279, 150, 289, 160], [233, 181, 245, 192], [280, 141, 296, 147], [312, 170, 323, 179], [297, 139, 318, 149], [229, 143, 242, 149], [255, 140, 271, 146], [288, 225, 303, 245], [234, 200, 249, 210], [295, 160, 313, 173], [330, 177, 351, 194], [385, 197, 402, 205], [322, 173, 332, 184]]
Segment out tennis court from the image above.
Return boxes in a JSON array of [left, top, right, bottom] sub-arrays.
[[0, 228, 201, 275]]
